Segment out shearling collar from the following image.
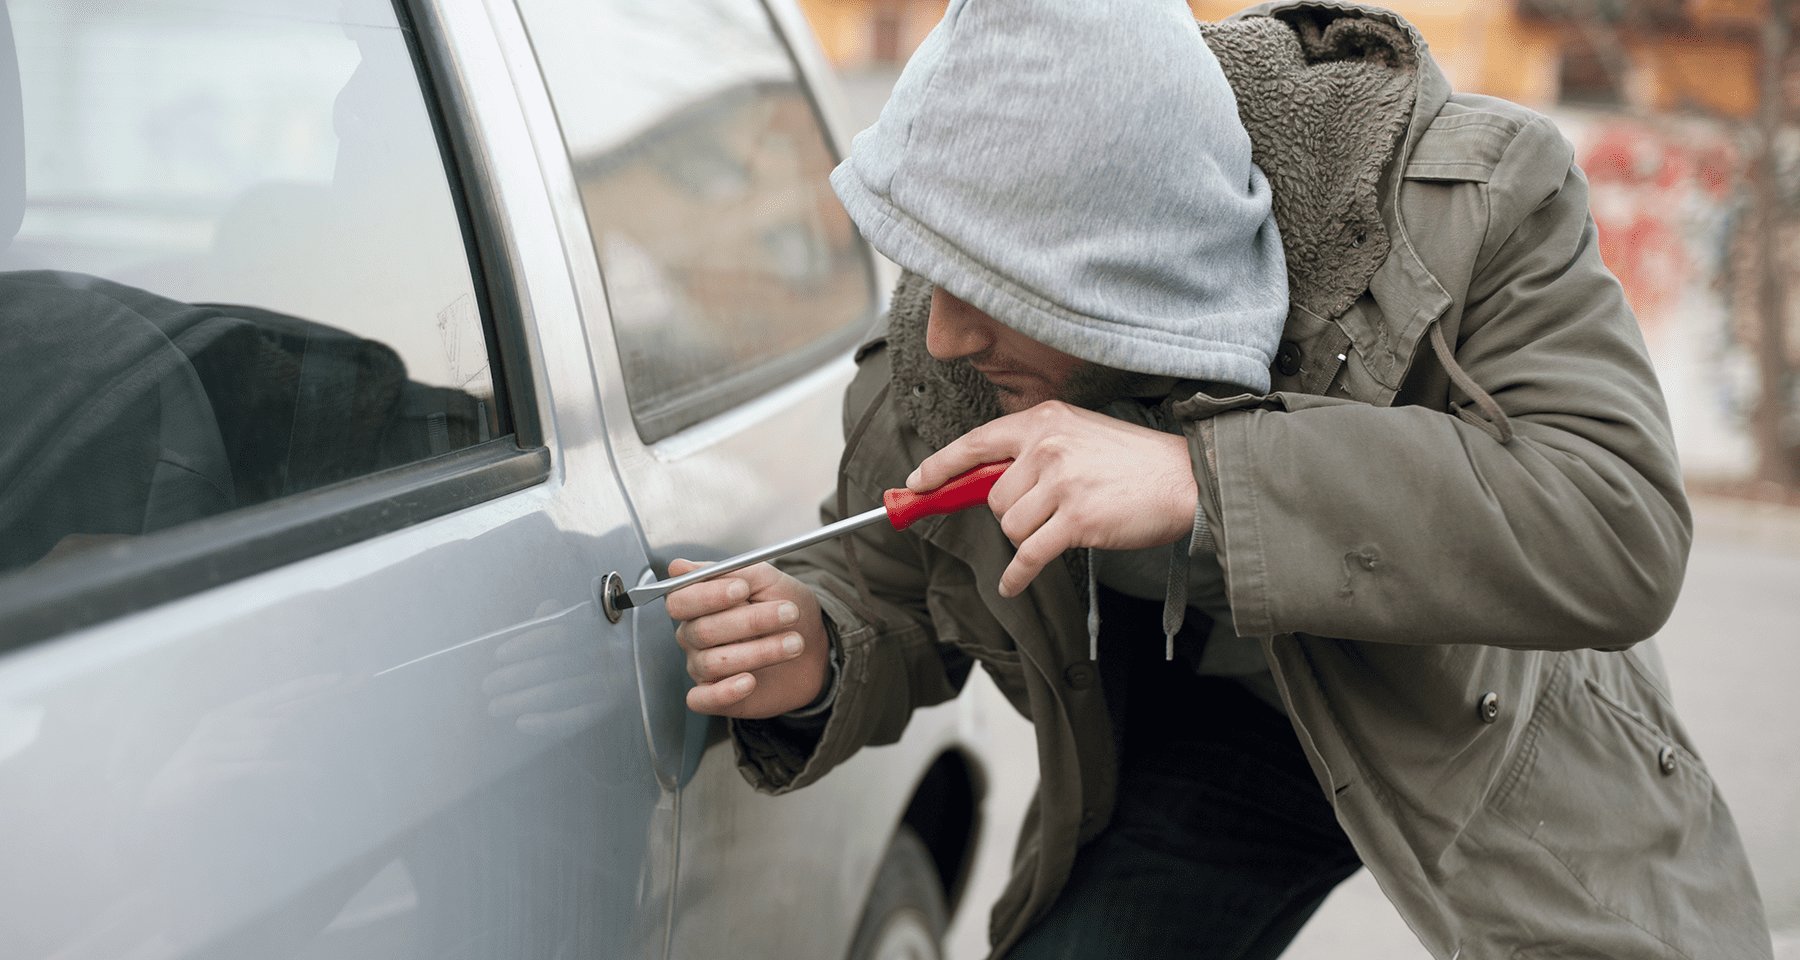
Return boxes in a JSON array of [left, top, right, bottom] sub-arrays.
[[1205, 4, 1419, 322], [882, 1, 1436, 451]]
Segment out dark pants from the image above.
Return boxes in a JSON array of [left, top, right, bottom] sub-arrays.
[[1004, 667, 1363, 960]]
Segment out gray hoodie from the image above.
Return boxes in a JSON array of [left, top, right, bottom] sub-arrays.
[[829, 0, 1288, 392]]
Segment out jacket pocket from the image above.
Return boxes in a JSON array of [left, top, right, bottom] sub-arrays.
[[944, 637, 1029, 713], [924, 560, 1029, 712], [1490, 661, 1722, 957]]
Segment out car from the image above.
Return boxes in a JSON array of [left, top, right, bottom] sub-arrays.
[[0, 1, 1026, 957]]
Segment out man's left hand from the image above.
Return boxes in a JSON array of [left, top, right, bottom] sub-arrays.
[[906, 400, 1198, 598]]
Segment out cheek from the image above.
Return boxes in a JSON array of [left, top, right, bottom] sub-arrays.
[[1036, 353, 1084, 394]]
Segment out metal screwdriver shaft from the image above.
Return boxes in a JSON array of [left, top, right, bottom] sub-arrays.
[[620, 505, 890, 610], [615, 460, 1012, 611]]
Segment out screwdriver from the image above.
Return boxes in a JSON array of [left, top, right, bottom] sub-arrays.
[[614, 460, 1011, 611]]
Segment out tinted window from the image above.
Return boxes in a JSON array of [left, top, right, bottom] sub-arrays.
[[517, 0, 876, 442], [0, 0, 499, 577]]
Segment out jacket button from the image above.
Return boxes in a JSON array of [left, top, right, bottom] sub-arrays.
[[1275, 341, 1302, 377], [1063, 663, 1097, 691], [1477, 691, 1500, 724], [1658, 746, 1678, 776]]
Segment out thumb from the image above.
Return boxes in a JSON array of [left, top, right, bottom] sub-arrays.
[[667, 557, 709, 577]]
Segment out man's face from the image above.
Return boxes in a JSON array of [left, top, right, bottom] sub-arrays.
[[926, 288, 1086, 413]]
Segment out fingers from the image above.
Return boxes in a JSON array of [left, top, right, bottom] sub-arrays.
[[665, 569, 750, 621], [662, 558, 820, 719], [676, 599, 800, 650], [664, 560, 786, 621], [996, 484, 1056, 548], [999, 515, 1071, 598], [906, 408, 1047, 491], [984, 447, 1048, 518], [687, 673, 757, 714], [685, 631, 806, 683]]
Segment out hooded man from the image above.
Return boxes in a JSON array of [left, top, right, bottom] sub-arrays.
[[663, 2, 1772, 958]]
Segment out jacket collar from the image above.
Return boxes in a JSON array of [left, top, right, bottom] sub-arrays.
[[1228, 0, 1455, 393]]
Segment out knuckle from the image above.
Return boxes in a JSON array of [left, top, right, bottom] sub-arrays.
[[694, 649, 729, 682], [687, 619, 719, 648], [754, 604, 783, 633], [1000, 512, 1027, 544]]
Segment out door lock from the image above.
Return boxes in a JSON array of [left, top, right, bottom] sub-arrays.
[[599, 571, 627, 623]]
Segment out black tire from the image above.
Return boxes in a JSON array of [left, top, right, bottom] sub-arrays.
[[846, 826, 949, 960]]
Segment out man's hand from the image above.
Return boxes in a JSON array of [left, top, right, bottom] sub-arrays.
[[906, 400, 1197, 598], [666, 559, 832, 719]]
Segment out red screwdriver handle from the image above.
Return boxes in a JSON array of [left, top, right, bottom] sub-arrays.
[[883, 460, 1012, 532]]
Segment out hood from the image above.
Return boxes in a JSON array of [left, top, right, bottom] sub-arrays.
[[879, 1, 1435, 453], [830, 0, 1289, 392]]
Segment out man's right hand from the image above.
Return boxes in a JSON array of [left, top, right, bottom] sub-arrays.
[[666, 559, 831, 719]]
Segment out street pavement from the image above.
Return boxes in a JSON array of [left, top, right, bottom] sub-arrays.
[[943, 496, 1800, 959]]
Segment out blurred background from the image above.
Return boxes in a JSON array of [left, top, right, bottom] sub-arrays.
[[793, 1, 1800, 957]]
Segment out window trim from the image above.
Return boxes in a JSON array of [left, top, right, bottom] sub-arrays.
[[396, 0, 543, 451], [0, 443, 551, 652], [0, 0, 549, 652]]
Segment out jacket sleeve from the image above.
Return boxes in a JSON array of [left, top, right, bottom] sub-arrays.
[[1184, 115, 1692, 651], [730, 347, 972, 794]]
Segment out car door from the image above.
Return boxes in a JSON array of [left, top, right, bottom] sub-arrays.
[[508, 0, 878, 763], [0, 1, 674, 958], [496, 2, 991, 957]]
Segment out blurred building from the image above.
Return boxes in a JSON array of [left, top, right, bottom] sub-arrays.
[[797, 0, 1799, 491], [802, 0, 1762, 115]]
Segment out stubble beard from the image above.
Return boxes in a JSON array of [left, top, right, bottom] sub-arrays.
[[1056, 361, 1166, 411], [971, 349, 1160, 414]]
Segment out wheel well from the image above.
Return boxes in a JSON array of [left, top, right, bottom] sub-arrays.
[[899, 750, 982, 913]]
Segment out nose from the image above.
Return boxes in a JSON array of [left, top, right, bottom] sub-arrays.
[[926, 288, 994, 361]]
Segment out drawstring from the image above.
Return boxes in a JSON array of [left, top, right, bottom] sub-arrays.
[[1428, 321, 1514, 443], [1161, 537, 1186, 660], [1087, 531, 1187, 662], [1085, 548, 1100, 660], [838, 380, 893, 629]]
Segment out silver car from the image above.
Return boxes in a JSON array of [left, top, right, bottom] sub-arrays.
[[0, 1, 1019, 957]]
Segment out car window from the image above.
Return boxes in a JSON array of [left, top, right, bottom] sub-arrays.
[[516, 0, 877, 443], [0, 0, 501, 578]]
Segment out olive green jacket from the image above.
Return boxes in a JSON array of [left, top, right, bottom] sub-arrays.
[[734, 3, 1771, 958]]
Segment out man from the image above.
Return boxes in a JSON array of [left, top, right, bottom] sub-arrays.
[[665, 1, 1772, 958]]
